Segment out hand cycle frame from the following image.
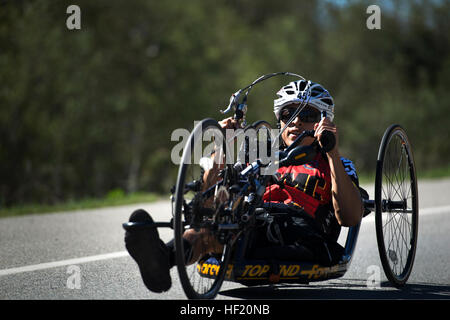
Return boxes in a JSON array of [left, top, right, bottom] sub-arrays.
[[123, 72, 419, 299]]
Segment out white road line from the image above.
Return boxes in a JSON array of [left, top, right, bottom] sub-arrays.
[[0, 204, 449, 277], [0, 251, 128, 277]]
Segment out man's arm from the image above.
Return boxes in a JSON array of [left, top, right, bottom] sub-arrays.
[[315, 118, 364, 227], [327, 152, 364, 226]]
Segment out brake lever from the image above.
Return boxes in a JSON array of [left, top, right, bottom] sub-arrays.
[[220, 89, 241, 114]]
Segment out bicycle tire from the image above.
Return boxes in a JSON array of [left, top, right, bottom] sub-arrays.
[[173, 118, 233, 299], [375, 124, 418, 287]]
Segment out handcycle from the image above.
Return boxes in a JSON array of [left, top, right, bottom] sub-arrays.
[[123, 72, 419, 299]]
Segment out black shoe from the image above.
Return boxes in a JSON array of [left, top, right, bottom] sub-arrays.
[[124, 209, 171, 293]]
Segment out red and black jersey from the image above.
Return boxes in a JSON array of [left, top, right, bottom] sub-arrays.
[[263, 152, 360, 240]]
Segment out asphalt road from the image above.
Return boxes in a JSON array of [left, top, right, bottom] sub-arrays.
[[1, 178, 450, 300]]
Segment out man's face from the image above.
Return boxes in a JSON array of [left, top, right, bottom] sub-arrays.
[[279, 104, 321, 147]]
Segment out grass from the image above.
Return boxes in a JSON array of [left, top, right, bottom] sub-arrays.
[[357, 173, 376, 186], [0, 190, 166, 219], [417, 165, 450, 179]]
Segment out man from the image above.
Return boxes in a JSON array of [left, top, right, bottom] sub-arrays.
[[124, 79, 364, 293]]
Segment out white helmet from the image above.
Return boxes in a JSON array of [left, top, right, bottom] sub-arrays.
[[274, 80, 335, 121]]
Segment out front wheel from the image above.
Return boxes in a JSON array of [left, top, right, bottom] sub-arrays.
[[173, 118, 233, 299], [375, 124, 418, 287]]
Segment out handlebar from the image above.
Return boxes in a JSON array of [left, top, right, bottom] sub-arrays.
[[320, 130, 336, 153], [277, 129, 335, 167], [239, 128, 336, 179]]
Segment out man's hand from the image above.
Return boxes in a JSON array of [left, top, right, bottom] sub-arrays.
[[201, 117, 237, 199], [314, 117, 339, 158], [219, 117, 240, 130]]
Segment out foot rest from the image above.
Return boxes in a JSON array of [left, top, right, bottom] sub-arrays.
[[122, 220, 173, 231]]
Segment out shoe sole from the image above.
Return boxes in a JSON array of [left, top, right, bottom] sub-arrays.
[[125, 210, 171, 293]]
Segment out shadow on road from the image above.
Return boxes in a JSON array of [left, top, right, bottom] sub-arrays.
[[219, 279, 450, 299]]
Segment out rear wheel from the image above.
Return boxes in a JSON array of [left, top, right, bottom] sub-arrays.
[[375, 124, 418, 287], [173, 118, 233, 299]]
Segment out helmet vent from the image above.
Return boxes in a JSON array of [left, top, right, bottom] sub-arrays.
[[312, 87, 325, 96], [298, 81, 307, 91], [322, 98, 333, 105]]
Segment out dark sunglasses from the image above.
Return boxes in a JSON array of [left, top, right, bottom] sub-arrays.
[[279, 106, 321, 123]]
